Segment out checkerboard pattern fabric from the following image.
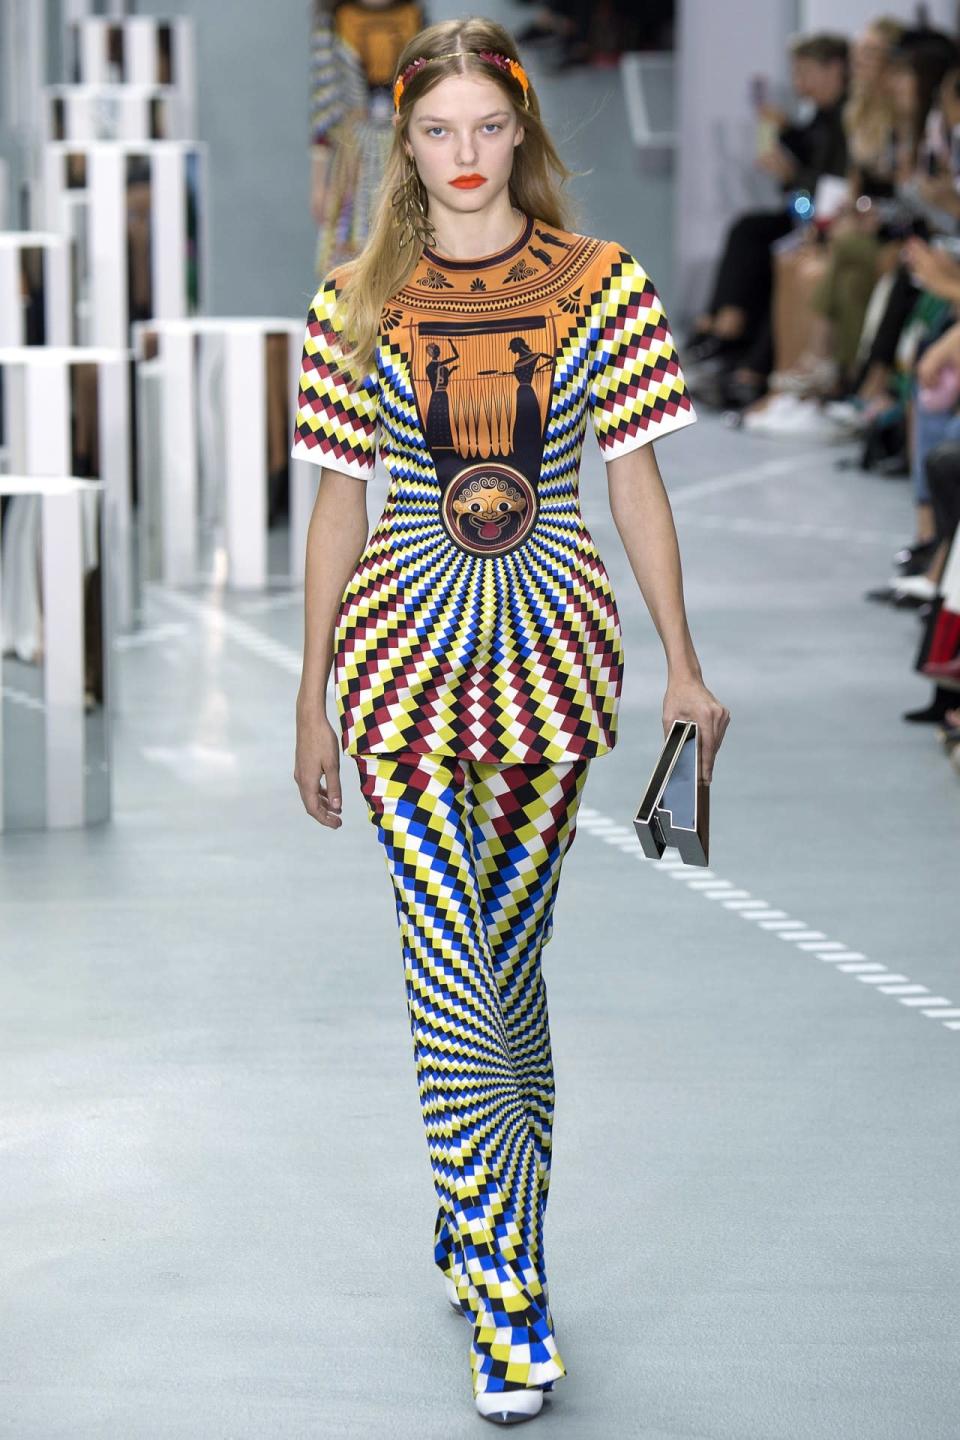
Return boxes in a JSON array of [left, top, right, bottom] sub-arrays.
[[291, 213, 696, 765], [354, 749, 590, 1396]]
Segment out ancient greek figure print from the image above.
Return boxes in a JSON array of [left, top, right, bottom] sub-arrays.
[[407, 313, 558, 557]]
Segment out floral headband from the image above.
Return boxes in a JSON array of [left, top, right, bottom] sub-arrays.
[[392, 49, 531, 113]]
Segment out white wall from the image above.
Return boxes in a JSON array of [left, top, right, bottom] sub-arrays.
[[675, 0, 801, 322]]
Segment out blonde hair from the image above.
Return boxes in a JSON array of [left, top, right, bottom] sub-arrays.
[[844, 16, 904, 171], [332, 17, 578, 377]]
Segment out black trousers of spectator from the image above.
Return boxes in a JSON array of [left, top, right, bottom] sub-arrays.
[[851, 265, 920, 386], [695, 208, 792, 375], [707, 209, 793, 324]]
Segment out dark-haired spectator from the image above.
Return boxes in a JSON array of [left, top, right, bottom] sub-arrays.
[[683, 32, 849, 403]]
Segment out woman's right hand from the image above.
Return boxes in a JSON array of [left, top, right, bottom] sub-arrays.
[[295, 705, 343, 828]]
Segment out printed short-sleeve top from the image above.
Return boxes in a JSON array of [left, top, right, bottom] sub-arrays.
[[291, 211, 696, 765]]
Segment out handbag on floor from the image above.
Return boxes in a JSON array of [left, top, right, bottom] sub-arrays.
[[634, 720, 710, 867]]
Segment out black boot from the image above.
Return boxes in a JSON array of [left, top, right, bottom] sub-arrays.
[[902, 686, 954, 723]]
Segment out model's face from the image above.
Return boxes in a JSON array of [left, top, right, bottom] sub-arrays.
[[400, 73, 524, 213]]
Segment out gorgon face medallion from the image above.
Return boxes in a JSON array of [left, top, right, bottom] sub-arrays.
[[441, 462, 538, 556]]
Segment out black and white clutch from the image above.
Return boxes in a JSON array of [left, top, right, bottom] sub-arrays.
[[633, 720, 710, 867]]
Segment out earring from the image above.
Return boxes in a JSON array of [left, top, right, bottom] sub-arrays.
[[390, 156, 436, 249]]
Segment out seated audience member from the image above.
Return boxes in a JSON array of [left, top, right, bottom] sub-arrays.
[[887, 297, 960, 603], [860, 281, 960, 741], [842, 16, 905, 195], [683, 31, 849, 405], [744, 26, 960, 438]]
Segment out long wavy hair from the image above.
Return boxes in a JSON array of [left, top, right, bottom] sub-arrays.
[[332, 17, 578, 377], [844, 17, 903, 172]]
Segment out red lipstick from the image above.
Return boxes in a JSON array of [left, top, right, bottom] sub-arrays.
[[449, 174, 487, 189]]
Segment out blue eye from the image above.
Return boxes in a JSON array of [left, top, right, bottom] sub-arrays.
[[424, 123, 503, 138]]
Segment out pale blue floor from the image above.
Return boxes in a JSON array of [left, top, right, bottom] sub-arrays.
[[2, 3, 959, 1437], [3, 413, 959, 1440]]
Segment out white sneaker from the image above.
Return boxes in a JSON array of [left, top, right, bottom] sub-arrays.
[[823, 399, 869, 432], [475, 1388, 544, 1424], [747, 396, 847, 442], [741, 392, 798, 431], [769, 357, 838, 396]]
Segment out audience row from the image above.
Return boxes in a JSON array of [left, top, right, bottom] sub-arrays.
[[684, 15, 960, 773]]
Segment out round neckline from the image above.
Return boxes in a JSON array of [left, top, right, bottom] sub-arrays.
[[421, 211, 534, 271]]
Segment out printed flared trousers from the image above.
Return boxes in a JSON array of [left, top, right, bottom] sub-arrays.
[[354, 749, 591, 1397]]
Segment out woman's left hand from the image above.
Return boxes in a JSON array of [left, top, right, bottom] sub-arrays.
[[663, 676, 731, 784]]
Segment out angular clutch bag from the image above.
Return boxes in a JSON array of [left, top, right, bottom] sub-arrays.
[[633, 720, 710, 866]]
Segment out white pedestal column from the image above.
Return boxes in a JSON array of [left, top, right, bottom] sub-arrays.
[[42, 140, 208, 348], [674, 0, 796, 321], [67, 16, 196, 135], [0, 346, 135, 634], [133, 318, 311, 590], [43, 84, 189, 144], [0, 475, 110, 830]]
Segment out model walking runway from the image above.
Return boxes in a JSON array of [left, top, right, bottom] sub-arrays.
[[293, 14, 729, 1425]]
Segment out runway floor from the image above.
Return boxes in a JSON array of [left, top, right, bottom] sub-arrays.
[[3, 407, 959, 1439], [4, 5, 960, 1433]]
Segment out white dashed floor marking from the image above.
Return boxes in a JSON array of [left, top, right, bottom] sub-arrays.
[[132, 590, 957, 1038], [576, 806, 958, 1036]]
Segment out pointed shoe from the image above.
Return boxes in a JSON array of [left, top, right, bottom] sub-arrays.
[[475, 1388, 544, 1424], [444, 1273, 466, 1315]]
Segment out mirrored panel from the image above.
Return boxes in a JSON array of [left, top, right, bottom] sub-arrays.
[[19, 247, 46, 346], [149, 95, 167, 141], [157, 23, 175, 85], [184, 149, 201, 316], [265, 331, 290, 533], [125, 153, 153, 324], [51, 95, 66, 142], [70, 362, 100, 478], [106, 23, 126, 83], [661, 729, 697, 831]]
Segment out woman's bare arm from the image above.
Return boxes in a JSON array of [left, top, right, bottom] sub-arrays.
[[605, 442, 730, 781], [295, 469, 370, 827]]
